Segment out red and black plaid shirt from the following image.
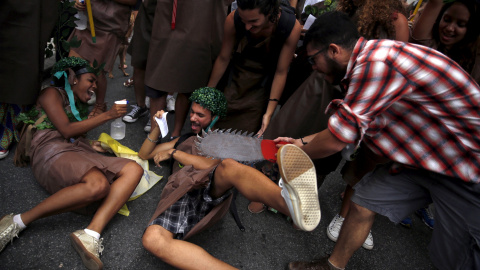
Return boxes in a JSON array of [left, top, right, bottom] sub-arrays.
[[327, 37, 480, 183]]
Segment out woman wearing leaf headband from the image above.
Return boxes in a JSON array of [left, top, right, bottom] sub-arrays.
[[0, 57, 143, 270]]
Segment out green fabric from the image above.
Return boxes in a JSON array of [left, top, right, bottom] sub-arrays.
[[189, 87, 227, 118], [17, 102, 88, 130]]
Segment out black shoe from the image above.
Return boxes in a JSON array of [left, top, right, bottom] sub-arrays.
[[123, 105, 148, 123]]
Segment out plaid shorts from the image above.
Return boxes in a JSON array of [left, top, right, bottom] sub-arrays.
[[149, 169, 231, 239]]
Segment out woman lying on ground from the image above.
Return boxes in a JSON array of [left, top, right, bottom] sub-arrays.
[[0, 57, 143, 270]]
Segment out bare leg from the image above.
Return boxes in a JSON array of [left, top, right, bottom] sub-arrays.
[[339, 185, 354, 217], [133, 68, 146, 108], [171, 93, 189, 138], [212, 159, 289, 216], [20, 168, 114, 225], [149, 94, 167, 130], [143, 225, 237, 270], [329, 202, 375, 268], [87, 162, 142, 234], [95, 71, 107, 105]]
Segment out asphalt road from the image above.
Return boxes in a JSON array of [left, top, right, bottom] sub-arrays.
[[0, 56, 435, 269]]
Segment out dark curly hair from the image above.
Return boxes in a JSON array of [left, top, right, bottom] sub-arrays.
[[236, 0, 280, 23], [336, 0, 406, 40], [432, 0, 480, 73]]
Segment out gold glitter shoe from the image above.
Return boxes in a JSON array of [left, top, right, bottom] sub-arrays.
[[70, 230, 104, 270]]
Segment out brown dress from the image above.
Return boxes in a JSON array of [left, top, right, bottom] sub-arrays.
[[69, 0, 132, 72], [129, 0, 157, 69], [29, 88, 130, 194], [144, 0, 231, 93]]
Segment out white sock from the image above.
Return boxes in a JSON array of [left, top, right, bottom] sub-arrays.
[[84, 228, 100, 240], [13, 214, 26, 230], [167, 94, 173, 99]]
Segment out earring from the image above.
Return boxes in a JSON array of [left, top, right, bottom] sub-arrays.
[[73, 81, 77, 85]]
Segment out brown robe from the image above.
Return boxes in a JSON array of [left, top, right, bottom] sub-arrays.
[[69, 0, 132, 72], [148, 136, 232, 240], [144, 0, 231, 93], [0, 0, 58, 105]]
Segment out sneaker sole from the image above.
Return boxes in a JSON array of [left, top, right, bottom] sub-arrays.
[[277, 144, 320, 231], [70, 233, 103, 270], [123, 117, 139, 123], [326, 228, 338, 242]]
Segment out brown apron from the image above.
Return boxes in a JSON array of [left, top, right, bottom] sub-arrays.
[[264, 72, 343, 139]]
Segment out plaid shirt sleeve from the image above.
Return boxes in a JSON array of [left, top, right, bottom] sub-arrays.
[[327, 41, 412, 146], [327, 38, 480, 183]]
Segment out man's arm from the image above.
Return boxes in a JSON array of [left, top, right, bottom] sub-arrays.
[[153, 148, 221, 170], [300, 129, 347, 159]]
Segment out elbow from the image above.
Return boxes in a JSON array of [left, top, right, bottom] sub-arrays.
[[138, 151, 148, 160]]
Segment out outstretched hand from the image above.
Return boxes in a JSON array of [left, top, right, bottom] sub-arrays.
[[153, 149, 172, 167], [274, 137, 302, 147], [108, 103, 128, 119], [256, 114, 272, 138]]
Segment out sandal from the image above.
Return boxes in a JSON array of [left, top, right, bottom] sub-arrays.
[[123, 78, 134, 87], [248, 202, 266, 214], [88, 102, 107, 119]]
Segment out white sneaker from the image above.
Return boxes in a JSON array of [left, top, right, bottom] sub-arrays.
[[70, 230, 104, 270], [326, 214, 374, 250], [277, 144, 320, 232], [144, 118, 151, 133], [0, 150, 9, 160], [166, 94, 175, 112], [0, 214, 23, 253], [363, 231, 374, 250], [326, 214, 344, 242], [145, 96, 150, 109]]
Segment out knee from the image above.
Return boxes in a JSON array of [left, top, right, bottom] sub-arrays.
[[84, 177, 110, 201], [217, 159, 240, 175], [122, 162, 144, 182], [142, 226, 170, 259], [349, 202, 375, 221]]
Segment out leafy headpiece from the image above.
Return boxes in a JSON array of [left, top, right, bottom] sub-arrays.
[[189, 87, 228, 131], [51, 57, 102, 121]]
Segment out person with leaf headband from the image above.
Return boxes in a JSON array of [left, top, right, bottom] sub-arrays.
[[138, 87, 321, 269], [0, 57, 143, 270]]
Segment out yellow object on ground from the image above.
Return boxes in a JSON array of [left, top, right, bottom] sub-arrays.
[[97, 133, 163, 216]]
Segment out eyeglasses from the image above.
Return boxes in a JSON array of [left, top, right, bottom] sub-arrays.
[[307, 47, 327, 65]]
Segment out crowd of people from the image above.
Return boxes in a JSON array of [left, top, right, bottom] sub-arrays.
[[1, 0, 480, 269]]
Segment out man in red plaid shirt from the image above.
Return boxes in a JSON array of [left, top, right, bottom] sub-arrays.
[[278, 12, 480, 270]]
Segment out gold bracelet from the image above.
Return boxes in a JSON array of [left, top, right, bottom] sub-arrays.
[[147, 135, 158, 143]]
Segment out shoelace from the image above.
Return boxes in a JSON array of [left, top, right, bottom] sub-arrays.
[[331, 215, 344, 231], [1, 222, 19, 246], [127, 105, 141, 116], [97, 238, 104, 255]]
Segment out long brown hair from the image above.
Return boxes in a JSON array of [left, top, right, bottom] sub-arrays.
[[337, 0, 406, 40]]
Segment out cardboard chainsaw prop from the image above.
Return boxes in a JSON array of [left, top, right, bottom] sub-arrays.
[[194, 128, 288, 164]]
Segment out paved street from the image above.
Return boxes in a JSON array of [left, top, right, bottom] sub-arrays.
[[0, 56, 435, 269]]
